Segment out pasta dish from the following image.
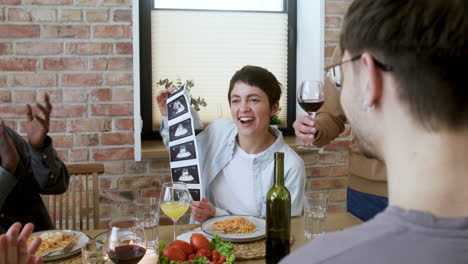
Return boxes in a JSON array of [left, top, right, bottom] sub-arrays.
[[213, 217, 257, 234], [27, 231, 79, 256]]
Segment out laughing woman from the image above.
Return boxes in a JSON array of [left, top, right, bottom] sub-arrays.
[[157, 66, 306, 223]]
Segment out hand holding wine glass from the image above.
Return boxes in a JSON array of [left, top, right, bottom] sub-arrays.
[[159, 182, 191, 241], [297, 81, 324, 149], [107, 218, 146, 264]]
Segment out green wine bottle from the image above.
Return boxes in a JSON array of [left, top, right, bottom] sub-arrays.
[[266, 152, 291, 264]]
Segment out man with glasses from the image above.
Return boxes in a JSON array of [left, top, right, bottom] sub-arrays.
[[283, 0, 468, 263], [294, 47, 389, 221]]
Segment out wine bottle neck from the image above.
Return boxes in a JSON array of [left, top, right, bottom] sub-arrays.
[[274, 152, 284, 186]]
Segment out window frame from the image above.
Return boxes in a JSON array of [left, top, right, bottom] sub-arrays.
[[139, 0, 297, 139]]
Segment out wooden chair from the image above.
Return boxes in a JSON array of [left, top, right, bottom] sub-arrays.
[[41, 163, 104, 230]]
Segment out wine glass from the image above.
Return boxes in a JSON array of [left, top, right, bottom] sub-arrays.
[[297, 80, 325, 149], [106, 218, 146, 264], [159, 182, 191, 241]]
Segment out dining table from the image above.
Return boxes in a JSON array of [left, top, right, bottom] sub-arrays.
[[48, 212, 362, 264]]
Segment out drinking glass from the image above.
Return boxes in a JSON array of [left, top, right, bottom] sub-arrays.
[[82, 239, 109, 264], [303, 192, 329, 239], [106, 218, 146, 264], [297, 80, 325, 149], [133, 198, 160, 249], [159, 182, 191, 241]]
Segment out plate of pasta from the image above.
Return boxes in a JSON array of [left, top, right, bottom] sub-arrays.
[[201, 215, 265, 242], [27, 230, 89, 261]]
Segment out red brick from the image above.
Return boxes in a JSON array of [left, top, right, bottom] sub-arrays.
[[329, 190, 347, 202], [69, 118, 111, 132], [99, 205, 120, 219], [75, 133, 99, 146], [119, 176, 159, 189], [91, 103, 133, 116], [93, 25, 131, 38], [13, 90, 35, 103], [311, 178, 347, 189], [0, 90, 11, 103], [37, 89, 61, 102], [99, 177, 118, 190], [67, 42, 112, 55], [325, 29, 340, 42], [0, 25, 39, 38], [126, 161, 148, 174], [91, 58, 132, 70], [43, 58, 85, 70], [336, 151, 349, 164], [50, 134, 73, 148], [99, 190, 136, 203], [86, 9, 108, 22], [114, 118, 133, 130], [62, 73, 102, 87], [149, 159, 170, 172], [0, 106, 18, 118], [0, 8, 3, 21], [102, 0, 131, 6], [115, 42, 132, 54], [0, 43, 12, 55], [50, 104, 86, 118], [101, 132, 133, 145], [16, 42, 62, 55], [306, 167, 330, 178], [90, 88, 111, 101], [48, 119, 66, 133], [113, 88, 133, 101], [42, 25, 89, 38], [104, 73, 132, 85], [324, 140, 351, 150], [0, 75, 5, 87], [62, 89, 88, 102], [0, 58, 36, 71], [325, 2, 350, 15], [60, 9, 81, 22], [70, 148, 88, 162], [325, 16, 342, 28], [93, 147, 134, 161], [12, 73, 56, 87], [3, 120, 17, 130], [56, 149, 68, 162], [0, 0, 21, 4], [327, 203, 346, 213], [26, 0, 72, 4], [325, 45, 336, 58], [8, 8, 31, 21], [330, 165, 348, 177], [141, 189, 160, 199], [320, 153, 337, 164], [104, 161, 125, 174], [113, 9, 131, 22], [301, 152, 319, 165]]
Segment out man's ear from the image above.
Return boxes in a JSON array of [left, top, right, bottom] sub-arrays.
[[360, 53, 383, 108]]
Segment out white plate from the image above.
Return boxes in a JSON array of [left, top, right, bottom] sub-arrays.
[[201, 215, 265, 242], [30, 230, 89, 262]]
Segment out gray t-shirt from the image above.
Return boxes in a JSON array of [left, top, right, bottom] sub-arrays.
[[281, 206, 468, 264]]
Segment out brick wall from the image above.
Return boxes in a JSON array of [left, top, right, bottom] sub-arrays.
[[0, 0, 351, 227]]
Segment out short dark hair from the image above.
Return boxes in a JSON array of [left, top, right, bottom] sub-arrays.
[[228, 65, 282, 108], [340, 0, 468, 131]]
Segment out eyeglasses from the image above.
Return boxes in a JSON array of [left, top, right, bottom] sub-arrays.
[[325, 54, 394, 90]]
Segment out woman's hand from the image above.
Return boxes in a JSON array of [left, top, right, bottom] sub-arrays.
[[0, 223, 42, 264], [156, 87, 176, 116], [191, 198, 216, 223]]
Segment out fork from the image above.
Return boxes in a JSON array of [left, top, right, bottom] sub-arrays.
[[43, 239, 77, 257]]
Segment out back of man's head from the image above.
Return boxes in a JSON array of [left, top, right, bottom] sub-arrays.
[[340, 0, 468, 132]]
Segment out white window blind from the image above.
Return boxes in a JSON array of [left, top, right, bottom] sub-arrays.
[[151, 10, 289, 130]]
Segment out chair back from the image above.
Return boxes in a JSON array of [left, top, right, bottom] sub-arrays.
[[41, 163, 104, 230]]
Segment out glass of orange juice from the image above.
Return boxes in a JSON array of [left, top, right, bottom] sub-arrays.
[[159, 182, 191, 241]]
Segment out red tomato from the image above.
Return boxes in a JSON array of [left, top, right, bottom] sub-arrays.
[[196, 248, 212, 260], [162, 246, 187, 262], [212, 250, 220, 261], [170, 240, 195, 255], [190, 233, 211, 251], [219, 255, 226, 263]]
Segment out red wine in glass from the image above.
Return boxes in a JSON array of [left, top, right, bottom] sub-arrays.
[[107, 244, 146, 264], [298, 99, 324, 113]]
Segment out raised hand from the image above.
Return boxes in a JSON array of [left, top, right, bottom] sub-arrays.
[[26, 94, 52, 150], [156, 87, 176, 116], [0, 120, 19, 174], [0, 223, 42, 264], [293, 115, 318, 144], [190, 198, 216, 223]]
